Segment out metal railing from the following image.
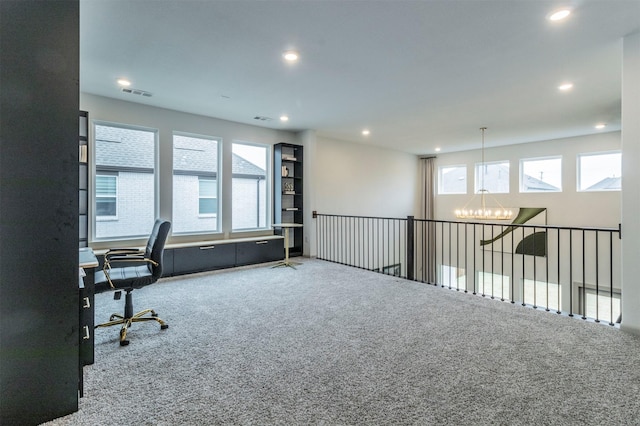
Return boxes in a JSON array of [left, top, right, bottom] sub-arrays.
[[314, 213, 621, 326]]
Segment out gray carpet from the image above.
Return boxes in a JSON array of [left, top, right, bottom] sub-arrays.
[[44, 259, 640, 425]]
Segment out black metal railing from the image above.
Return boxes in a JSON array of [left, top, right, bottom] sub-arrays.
[[314, 213, 621, 326]]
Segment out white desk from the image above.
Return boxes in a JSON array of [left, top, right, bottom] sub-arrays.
[[272, 223, 303, 268]]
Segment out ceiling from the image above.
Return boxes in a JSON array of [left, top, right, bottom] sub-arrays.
[[79, 0, 640, 155]]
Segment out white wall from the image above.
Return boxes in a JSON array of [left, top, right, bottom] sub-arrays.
[[305, 135, 420, 259], [312, 136, 420, 217], [621, 31, 640, 334], [434, 132, 621, 228], [81, 93, 298, 249]]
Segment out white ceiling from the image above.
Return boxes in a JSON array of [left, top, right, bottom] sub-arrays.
[[80, 0, 640, 155]]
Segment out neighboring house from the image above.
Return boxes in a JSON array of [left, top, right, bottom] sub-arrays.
[[586, 176, 621, 191], [521, 174, 560, 192], [95, 126, 266, 239]]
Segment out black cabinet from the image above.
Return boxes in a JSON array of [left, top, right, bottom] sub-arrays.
[[172, 243, 237, 275], [274, 143, 303, 257], [236, 239, 285, 266], [167, 237, 284, 276], [79, 270, 95, 367]]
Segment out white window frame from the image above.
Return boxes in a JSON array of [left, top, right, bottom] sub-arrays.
[[520, 156, 562, 193], [231, 140, 271, 232], [95, 173, 118, 221], [474, 160, 510, 194], [172, 132, 222, 235], [438, 165, 467, 195], [577, 151, 621, 192], [92, 120, 158, 242]]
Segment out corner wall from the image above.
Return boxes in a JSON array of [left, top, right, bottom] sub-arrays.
[[309, 136, 420, 256], [621, 31, 640, 334]]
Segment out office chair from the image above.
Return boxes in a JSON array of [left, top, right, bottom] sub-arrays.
[[94, 219, 171, 346]]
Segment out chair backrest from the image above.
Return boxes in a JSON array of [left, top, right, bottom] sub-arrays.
[[144, 219, 171, 279]]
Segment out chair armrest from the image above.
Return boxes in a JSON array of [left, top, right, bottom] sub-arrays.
[[104, 248, 144, 259]]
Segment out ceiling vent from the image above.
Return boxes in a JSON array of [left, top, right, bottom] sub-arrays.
[[121, 87, 153, 97], [253, 116, 273, 121]]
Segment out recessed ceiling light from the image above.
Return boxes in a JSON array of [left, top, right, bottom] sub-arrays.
[[283, 50, 299, 62], [549, 9, 571, 21], [558, 82, 574, 91], [435, 147, 441, 152], [595, 123, 607, 129], [117, 78, 131, 87], [280, 115, 289, 122], [362, 129, 370, 136]]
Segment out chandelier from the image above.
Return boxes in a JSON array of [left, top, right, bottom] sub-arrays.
[[454, 127, 514, 221]]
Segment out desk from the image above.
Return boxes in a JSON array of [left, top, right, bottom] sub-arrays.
[[272, 223, 303, 268], [79, 248, 98, 397]]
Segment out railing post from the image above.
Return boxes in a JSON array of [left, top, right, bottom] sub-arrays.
[[407, 216, 414, 281]]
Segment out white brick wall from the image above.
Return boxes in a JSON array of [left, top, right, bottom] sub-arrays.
[[232, 178, 267, 230], [173, 174, 218, 233], [95, 171, 154, 238]]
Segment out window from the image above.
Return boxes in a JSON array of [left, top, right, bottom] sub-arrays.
[[440, 264, 466, 290], [578, 151, 621, 192], [94, 122, 156, 240], [520, 156, 562, 192], [476, 271, 510, 299], [172, 133, 220, 234], [199, 178, 217, 216], [520, 157, 562, 192], [96, 174, 117, 218], [523, 279, 560, 311], [475, 161, 509, 194], [578, 286, 621, 323], [438, 165, 467, 194], [232, 142, 269, 230]]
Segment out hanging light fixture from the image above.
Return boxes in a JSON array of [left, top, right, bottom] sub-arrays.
[[454, 127, 514, 220]]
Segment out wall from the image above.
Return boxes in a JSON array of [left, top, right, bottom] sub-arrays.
[[621, 31, 640, 334], [434, 132, 621, 228], [312, 137, 420, 217], [80, 93, 298, 249], [306, 135, 420, 257]]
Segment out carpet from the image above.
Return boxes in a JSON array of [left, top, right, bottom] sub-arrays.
[[43, 258, 640, 425]]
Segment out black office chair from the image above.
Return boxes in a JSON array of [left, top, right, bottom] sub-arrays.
[[94, 219, 171, 346]]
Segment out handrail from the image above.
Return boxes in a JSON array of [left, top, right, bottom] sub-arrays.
[[314, 212, 621, 326]]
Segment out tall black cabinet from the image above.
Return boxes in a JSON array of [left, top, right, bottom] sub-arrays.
[[0, 1, 80, 424], [274, 143, 303, 257]]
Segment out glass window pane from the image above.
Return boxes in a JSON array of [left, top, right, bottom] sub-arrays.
[[520, 157, 562, 192], [96, 198, 116, 216], [173, 134, 220, 234], [232, 142, 269, 230], [199, 198, 217, 215], [95, 123, 156, 239], [199, 179, 217, 197], [477, 271, 510, 299], [96, 176, 116, 195], [438, 165, 467, 194], [578, 152, 621, 191], [523, 279, 560, 311], [475, 161, 509, 194]]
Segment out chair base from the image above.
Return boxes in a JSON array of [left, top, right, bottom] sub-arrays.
[[95, 291, 168, 346]]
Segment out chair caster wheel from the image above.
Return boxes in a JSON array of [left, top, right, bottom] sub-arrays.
[[120, 340, 130, 346], [152, 312, 158, 317], [161, 324, 169, 330]]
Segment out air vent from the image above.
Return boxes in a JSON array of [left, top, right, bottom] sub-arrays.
[[254, 116, 273, 121], [121, 88, 153, 97]]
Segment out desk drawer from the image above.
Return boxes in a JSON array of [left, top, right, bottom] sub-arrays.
[[236, 239, 284, 266], [172, 244, 236, 274]]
